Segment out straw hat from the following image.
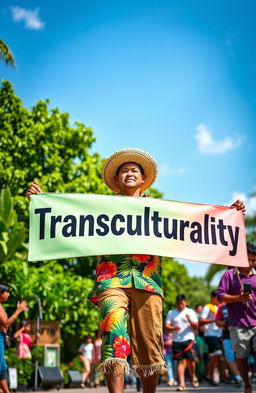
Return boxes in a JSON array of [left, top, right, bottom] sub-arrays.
[[102, 148, 158, 192]]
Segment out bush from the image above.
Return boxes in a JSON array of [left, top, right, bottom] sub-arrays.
[[5, 347, 44, 386]]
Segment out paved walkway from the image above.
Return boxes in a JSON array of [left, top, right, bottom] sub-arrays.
[[34, 381, 256, 393]]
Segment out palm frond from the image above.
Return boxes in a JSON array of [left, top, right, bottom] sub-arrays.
[[0, 39, 16, 67], [205, 264, 225, 285]]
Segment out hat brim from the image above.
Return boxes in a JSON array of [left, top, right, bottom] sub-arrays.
[[102, 148, 158, 192]]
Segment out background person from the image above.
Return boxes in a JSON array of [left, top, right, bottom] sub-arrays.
[[92, 330, 102, 388], [14, 320, 39, 359], [0, 283, 27, 393], [165, 294, 199, 391], [217, 242, 256, 393], [215, 302, 242, 388], [194, 304, 205, 337], [78, 335, 94, 388], [194, 328, 207, 382], [199, 290, 222, 386], [163, 330, 176, 386]]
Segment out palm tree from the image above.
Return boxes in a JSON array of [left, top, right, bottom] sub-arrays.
[[205, 263, 226, 285], [0, 38, 16, 67], [245, 191, 256, 242], [246, 214, 256, 242]]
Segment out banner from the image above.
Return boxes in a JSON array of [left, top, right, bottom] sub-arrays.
[[28, 193, 248, 266]]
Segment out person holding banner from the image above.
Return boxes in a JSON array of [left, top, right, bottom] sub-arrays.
[[26, 149, 166, 393], [217, 242, 256, 393], [26, 147, 245, 393]]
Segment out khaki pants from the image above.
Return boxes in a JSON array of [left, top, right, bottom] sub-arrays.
[[80, 357, 92, 384], [98, 287, 167, 376]]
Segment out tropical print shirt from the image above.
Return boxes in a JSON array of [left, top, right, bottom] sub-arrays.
[[87, 194, 163, 305], [88, 253, 163, 306]]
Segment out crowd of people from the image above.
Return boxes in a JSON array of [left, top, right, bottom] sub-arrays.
[[163, 291, 242, 390], [161, 242, 256, 392]]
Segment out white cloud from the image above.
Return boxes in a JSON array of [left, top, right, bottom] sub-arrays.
[[195, 123, 240, 154], [159, 164, 188, 176], [10, 6, 44, 30], [229, 191, 256, 217]]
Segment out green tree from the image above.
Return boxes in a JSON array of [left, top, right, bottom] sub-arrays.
[[0, 39, 15, 67], [245, 192, 256, 242], [0, 259, 99, 361], [147, 187, 163, 199], [0, 187, 98, 360], [0, 187, 27, 263], [162, 258, 211, 316], [0, 80, 111, 222], [246, 215, 256, 242]]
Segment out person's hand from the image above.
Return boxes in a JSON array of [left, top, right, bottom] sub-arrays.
[[173, 325, 181, 331], [16, 300, 28, 313], [25, 179, 42, 200], [239, 292, 252, 302], [230, 200, 246, 215], [185, 314, 191, 323]]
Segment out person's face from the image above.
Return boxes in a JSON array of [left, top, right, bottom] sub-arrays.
[[115, 162, 145, 193], [195, 305, 202, 314], [211, 295, 219, 306], [248, 252, 256, 269], [176, 300, 186, 312], [0, 290, 10, 302], [24, 324, 31, 332]]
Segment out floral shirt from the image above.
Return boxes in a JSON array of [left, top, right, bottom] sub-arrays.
[[87, 194, 163, 306], [88, 253, 163, 305]]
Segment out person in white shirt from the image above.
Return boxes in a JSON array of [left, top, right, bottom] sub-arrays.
[[199, 290, 222, 386], [165, 294, 199, 392], [78, 335, 94, 388]]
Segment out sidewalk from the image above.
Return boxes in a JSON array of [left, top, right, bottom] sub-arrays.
[[34, 381, 256, 393]]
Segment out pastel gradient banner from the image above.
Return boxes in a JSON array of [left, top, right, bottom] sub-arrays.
[[28, 193, 248, 266]]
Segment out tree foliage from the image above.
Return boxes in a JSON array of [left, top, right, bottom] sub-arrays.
[[0, 80, 111, 221], [162, 257, 211, 316], [0, 187, 27, 263], [0, 39, 16, 67], [245, 212, 256, 243], [0, 259, 99, 360]]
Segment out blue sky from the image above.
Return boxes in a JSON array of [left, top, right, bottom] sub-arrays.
[[1, 0, 256, 279]]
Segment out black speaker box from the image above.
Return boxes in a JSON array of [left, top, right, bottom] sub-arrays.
[[38, 366, 63, 389], [67, 370, 82, 388]]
